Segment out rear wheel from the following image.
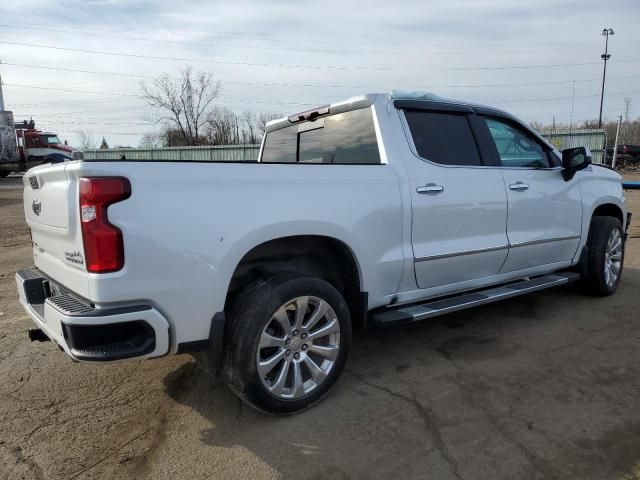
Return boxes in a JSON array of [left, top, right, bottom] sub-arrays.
[[582, 216, 624, 296], [223, 274, 351, 414]]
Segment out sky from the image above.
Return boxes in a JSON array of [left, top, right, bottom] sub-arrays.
[[0, 0, 639, 148]]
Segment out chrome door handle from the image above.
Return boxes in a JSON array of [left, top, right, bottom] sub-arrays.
[[509, 182, 529, 191], [416, 183, 444, 194]]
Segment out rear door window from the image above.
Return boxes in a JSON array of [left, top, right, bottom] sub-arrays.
[[261, 107, 380, 164], [403, 110, 482, 166]]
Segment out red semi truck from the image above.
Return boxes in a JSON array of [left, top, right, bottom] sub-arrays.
[[0, 117, 74, 177]]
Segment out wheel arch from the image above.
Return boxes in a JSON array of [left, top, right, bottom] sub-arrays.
[[224, 234, 368, 329], [575, 201, 626, 277], [592, 202, 624, 225]]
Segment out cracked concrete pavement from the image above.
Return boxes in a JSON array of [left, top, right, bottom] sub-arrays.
[[1, 174, 640, 480]]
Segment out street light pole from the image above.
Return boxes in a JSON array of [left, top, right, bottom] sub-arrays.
[[0, 59, 5, 111], [598, 27, 614, 129]]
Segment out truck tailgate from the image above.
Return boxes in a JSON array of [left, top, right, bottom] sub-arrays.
[[23, 162, 90, 298]]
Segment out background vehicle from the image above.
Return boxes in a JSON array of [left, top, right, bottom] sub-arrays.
[[16, 92, 629, 414], [14, 120, 73, 163], [0, 118, 73, 177], [605, 144, 640, 167], [0, 110, 19, 177], [0, 79, 72, 177]]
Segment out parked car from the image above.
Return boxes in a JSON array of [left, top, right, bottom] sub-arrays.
[[605, 144, 640, 167], [16, 92, 630, 414]]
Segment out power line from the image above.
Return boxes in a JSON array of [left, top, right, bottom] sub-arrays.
[[494, 90, 640, 104], [0, 41, 393, 71], [12, 104, 149, 116], [38, 120, 152, 126], [4, 61, 640, 92], [3, 82, 141, 97], [13, 105, 150, 117], [0, 23, 403, 56], [61, 131, 147, 136], [7, 80, 638, 120], [11, 21, 638, 50], [0, 62, 369, 88], [2, 40, 638, 71], [2, 83, 316, 107], [3, 22, 635, 57], [9, 97, 133, 108], [4, 81, 639, 109]]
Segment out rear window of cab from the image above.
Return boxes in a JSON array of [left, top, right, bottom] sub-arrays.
[[261, 107, 381, 164]]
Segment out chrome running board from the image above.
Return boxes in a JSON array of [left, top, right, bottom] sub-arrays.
[[371, 272, 580, 326]]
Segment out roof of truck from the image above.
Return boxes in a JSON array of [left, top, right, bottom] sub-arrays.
[[265, 91, 513, 133], [264, 91, 555, 153]]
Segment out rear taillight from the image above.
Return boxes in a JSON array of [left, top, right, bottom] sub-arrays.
[[79, 177, 131, 273]]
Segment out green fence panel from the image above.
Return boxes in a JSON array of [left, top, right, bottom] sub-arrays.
[[83, 144, 261, 162]]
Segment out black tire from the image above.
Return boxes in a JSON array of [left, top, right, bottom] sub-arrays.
[[582, 216, 624, 296], [0, 170, 9, 178], [223, 274, 351, 414]]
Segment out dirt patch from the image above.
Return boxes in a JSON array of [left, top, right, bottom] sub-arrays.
[[1, 175, 640, 480]]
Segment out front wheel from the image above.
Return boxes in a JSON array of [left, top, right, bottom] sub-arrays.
[[223, 274, 351, 414], [582, 216, 624, 296]]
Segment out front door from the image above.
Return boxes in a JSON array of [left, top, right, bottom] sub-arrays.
[[480, 116, 582, 272], [401, 108, 510, 289]]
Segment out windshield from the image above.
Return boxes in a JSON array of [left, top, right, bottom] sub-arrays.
[[40, 135, 61, 145]]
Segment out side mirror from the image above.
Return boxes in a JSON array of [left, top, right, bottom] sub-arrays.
[[561, 146, 592, 181]]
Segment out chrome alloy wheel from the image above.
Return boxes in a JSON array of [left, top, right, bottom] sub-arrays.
[[256, 296, 340, 399], [604, 228, 623, 288]]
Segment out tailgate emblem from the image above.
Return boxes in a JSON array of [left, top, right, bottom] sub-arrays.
[[32, 199, 41, 216], [64, 251, 84, 265], [29, 176, 39, 189]]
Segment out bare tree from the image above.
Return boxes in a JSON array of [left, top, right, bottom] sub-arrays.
[[205, 107, 239, 145], [75, 130, 96, 150], [241, 111, 258, 144], [240, 111, 281, 144], [141, 66, 221, 146], [528, 120, 544, 133], [138, 132, 162, 148], [580, 119, 600, 129], [255, 111, 281, 137]]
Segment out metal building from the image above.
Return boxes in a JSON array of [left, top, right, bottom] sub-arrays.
[[540, 128, 607, 163]]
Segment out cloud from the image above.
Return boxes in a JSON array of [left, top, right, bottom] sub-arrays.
[[0, 0, 638, 146]]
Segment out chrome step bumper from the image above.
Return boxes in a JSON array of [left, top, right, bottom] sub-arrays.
[[16, 268, 170, 362], [372, 272, 580, 326]]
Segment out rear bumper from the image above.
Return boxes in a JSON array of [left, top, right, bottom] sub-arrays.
[[16, 268, 170, 362]]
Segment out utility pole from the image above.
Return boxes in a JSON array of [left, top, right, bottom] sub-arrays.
[[598, 28, 615, 129], [623, 97, 631, 143], [624, 97, 632, 123], [0, 60, 5, 111], [569, 80, 575, 134], [612, 115, 622, 169]]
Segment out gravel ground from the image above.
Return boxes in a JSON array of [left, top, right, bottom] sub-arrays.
[[1, 174, 640, 480]]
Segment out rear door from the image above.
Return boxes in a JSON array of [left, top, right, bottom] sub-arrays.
[[400, 106, 509, 289], [478, 115, 582, 272]]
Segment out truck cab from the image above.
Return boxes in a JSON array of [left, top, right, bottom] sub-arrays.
[[16, 123, 74, 165]]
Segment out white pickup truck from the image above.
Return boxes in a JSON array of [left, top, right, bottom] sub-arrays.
[[16, 92, 630, 414]]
